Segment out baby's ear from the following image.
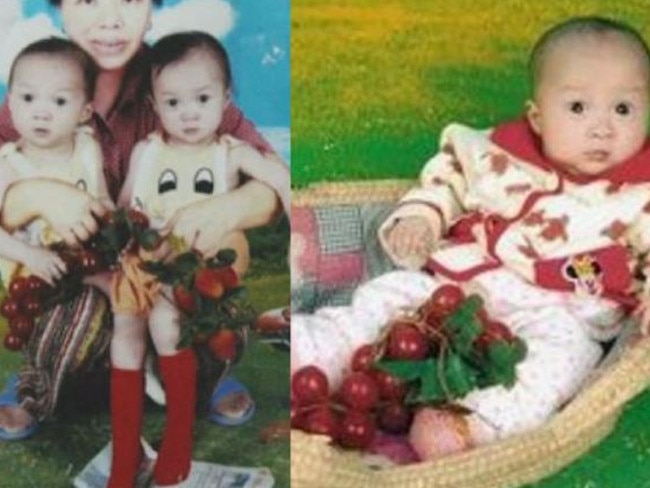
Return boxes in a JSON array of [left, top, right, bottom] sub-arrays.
[[526, 99, 542, 135], [80, 102, 93, 124]]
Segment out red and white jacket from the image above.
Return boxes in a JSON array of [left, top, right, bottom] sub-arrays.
[[380, 120, 650, 307]]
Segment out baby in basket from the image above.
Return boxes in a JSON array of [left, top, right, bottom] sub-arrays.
[[292, 15, 650, 460]]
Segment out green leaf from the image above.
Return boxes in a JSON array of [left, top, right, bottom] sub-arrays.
[[177, 326, 195, 349], [137, 229, 162, 251], [444, 294, 484, 355], [376, 359, 426, 381], [214, 248, 237, 266], [103, 215, 131, 252], [139, 261, 176, 284], [443, 353, 478, 397], [174, 252, 201, 275], [418, 360, 446, 402], [223, 286, 245, 300], [482, 340, 527, 388]]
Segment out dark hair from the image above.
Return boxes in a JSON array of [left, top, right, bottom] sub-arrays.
[[529, 16, 650, 91], [8, 37, 98, 100], [48, 0, 162, 5], [149, 31, 232, 94]]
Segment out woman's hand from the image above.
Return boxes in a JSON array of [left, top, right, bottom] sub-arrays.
[[44, 193, 113, 247], [22, 246, 67, 286], [162, 196, 229, 258], [162, 180, 277, 257], [2, 179, 113, 246]]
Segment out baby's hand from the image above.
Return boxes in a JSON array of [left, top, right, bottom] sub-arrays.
[[22, 246, 67, 286], [385, 216, 438, 269]]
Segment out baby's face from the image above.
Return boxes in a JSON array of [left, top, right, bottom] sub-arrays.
[[8, 55, 92, 150], [527, 35, 649, 176], [152, 49, 229, 145]]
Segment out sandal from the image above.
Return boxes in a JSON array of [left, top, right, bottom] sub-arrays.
[[207, 376, 255, 426], [0, 374, 39, 441]]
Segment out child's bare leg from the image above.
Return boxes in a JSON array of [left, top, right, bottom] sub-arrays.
[[111, 313, 147, 369], [220, 230, 249, 277], [107, 314, 147, 488], [149, 296, 197, 485]]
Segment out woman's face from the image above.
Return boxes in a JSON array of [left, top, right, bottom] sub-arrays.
[[60, 0, 153, 72]]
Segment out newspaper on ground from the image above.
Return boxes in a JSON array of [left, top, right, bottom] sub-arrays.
[[73, 439, 275, 488]]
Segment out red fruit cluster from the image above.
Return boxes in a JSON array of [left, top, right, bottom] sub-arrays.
[[292, 284, 524, 453], [1, 275, 50, 351], [172, 264, 242, 361], [387, 322, 429, 360], [1, 209, 159, 353], [126, 208, 150, 228], [171, 264, 239, 314], [140, 245, 252, 354], [78, 248, 106, 275], [474, 320, 515, 351], [207, 328, 240, 362], [397, 284, 514, 353], [419, 283, 466, 336], [193, 266, 239, 300], [57, 246, 107, 276], [291, 347, 414, 450], [172, 285, 197, 314]]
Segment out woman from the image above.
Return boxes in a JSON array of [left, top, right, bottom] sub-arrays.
[[0, 0, 280, 440]]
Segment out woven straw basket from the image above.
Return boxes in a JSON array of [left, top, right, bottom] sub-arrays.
[[291, 180, 650, 488]]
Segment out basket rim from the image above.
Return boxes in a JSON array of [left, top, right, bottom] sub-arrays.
[[292, 334, 650, 487], [292, 178, 414, 206]]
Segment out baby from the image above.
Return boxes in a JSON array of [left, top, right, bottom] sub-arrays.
[[106, 32, 290, 487], [293, 16, 650, 460], [0, 38, 109, 286]]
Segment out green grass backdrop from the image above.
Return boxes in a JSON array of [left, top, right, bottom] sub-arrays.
[[292, 1, 650, 486]]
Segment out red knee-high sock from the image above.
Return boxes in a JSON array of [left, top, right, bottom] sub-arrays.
[[154, 348, 197, 485], [107, 368, 144, 488]]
